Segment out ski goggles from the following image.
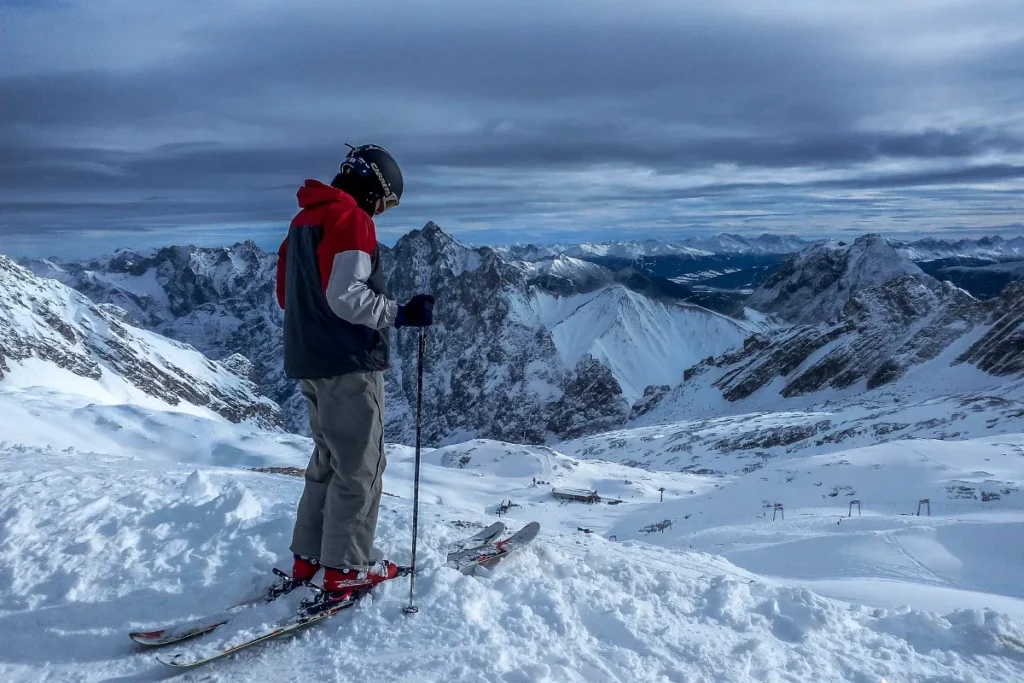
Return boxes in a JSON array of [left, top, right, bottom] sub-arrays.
[[380, 187, 400, 212]]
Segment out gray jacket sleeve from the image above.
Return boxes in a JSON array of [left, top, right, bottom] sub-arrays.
[[324, 250, 398, 329]]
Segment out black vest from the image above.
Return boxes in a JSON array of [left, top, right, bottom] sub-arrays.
[[282, 224, 390, 379]]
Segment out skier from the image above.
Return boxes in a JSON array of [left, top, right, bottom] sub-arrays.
[[272, 144, 434, 612]]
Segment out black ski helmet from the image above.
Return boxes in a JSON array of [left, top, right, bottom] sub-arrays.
[[336, 143, 403, 214]]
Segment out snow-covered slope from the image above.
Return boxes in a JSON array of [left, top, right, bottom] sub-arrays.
[[0, 255, 281, 429], [12, 442, 1024, 682], [519, 286, 752, 403], [558, 384, 1024, 625], [638, 276, 1024, 421], [22, 241, 296, 427], [381, 224, 753, 443], [564, 381, 1024, 473], [5, 361, 1024, 680], [517, 254, 614, 294], [747, 234, 930, 325]]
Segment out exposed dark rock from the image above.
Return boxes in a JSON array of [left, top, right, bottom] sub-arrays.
[[0, 255, 281, 429], [955, 281, 1024, 376]]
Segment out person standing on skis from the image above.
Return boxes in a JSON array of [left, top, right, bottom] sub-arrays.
[[273, 144, 434, 612]]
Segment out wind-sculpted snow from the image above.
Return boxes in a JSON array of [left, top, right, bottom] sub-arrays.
[[0, 255, 281, 429]]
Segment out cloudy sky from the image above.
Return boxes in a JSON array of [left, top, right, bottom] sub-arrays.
[[2, 0, 1023, 257]]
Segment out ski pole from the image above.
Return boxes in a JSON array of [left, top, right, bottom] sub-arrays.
[[403, 326, 426, 615]]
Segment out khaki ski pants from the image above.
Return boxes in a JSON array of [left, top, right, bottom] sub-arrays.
[[289, 371, 386, 568]]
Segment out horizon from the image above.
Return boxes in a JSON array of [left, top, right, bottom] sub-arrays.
[[3, 1, 1023, 258], [6, 223, 1024, 261]]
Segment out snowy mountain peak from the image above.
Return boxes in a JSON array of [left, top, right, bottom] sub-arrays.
[[389, 222, 493, 291], [497, 233, 813, 261], [747, 233, 929, 324], [894, 234, 1024, 261], [0, 254, 281, 428], [405, 221, 466, 253]]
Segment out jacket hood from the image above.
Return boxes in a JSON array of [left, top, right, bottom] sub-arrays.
[[296, 179, 355, 209]]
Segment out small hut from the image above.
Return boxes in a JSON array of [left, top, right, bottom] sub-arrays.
[[552, 487, 600, 504]]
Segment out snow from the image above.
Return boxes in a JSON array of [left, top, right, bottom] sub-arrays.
[[669, 268, 742, 284], [896, 236, 1024, 262], [747, 234, 929, 325], [526, 286, 753, 402], [497, 233, 812, 261], [4, 374, 1024, 681], [0, 255, 280, 429], [5, 237, 1024, 680]]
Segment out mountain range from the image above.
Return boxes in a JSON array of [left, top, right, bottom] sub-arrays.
[[5, 228, 1024, 681], [20, 225, 755, 443], [0, 255, 280, 429], [11, 228, 1024, 446]]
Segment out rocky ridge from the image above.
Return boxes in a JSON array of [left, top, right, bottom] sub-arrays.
[[0, 255, 281, 429]]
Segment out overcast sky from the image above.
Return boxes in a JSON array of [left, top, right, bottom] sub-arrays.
[[2, 0, 1023, 257]]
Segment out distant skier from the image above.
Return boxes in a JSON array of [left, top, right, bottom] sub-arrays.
[[272, 144, 434, 611]]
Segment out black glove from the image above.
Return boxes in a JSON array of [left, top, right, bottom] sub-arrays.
[[395, 294, 435, 328]]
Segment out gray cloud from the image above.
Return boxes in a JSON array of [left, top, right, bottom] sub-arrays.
[[1, 0, 1023, 256]]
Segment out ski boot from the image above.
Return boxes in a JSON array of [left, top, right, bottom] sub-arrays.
[[266, 555, 320, 600], [298, 560, 400, 616]]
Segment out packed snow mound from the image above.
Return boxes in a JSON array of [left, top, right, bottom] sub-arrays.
[[0, 255, 281, 429], [5, 444, 1024, 682], [747, 234, 930, 324]]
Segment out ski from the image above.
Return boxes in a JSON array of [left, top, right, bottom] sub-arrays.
[[443, 521, 506, 560], [155, 568, 411, 668], [129, 585, 289, 647], [130, 524, 503, 648], [447, 521, 540, 573], [149, 524, 540, 668]]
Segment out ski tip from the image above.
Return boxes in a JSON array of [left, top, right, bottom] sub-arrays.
[[128, 630, 166, 645], [512, 521, 541, 540]]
